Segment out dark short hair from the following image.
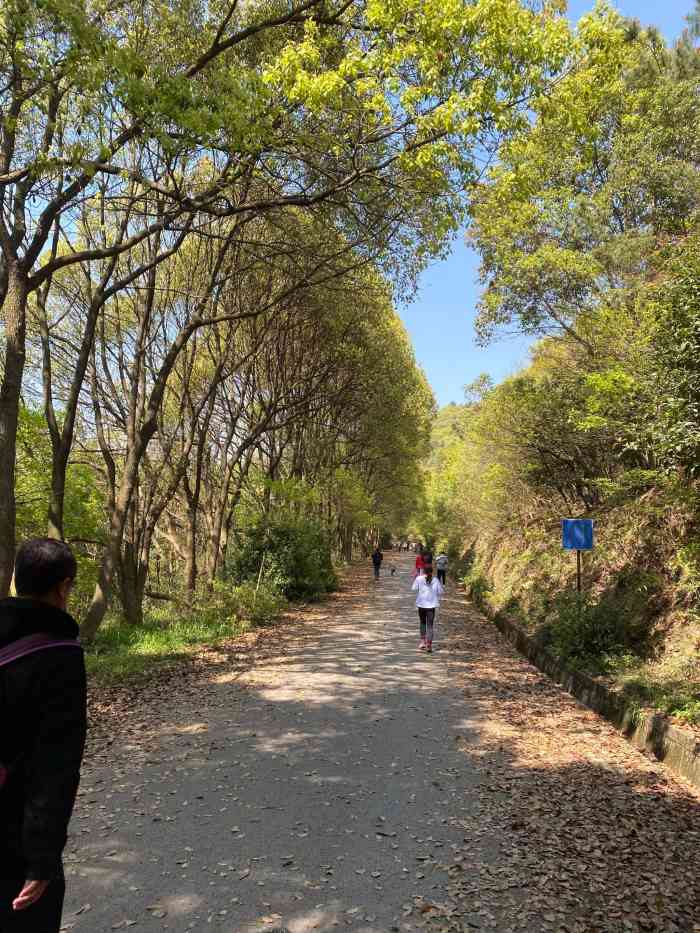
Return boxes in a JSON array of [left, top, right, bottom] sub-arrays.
[[14, 538, 77, 596]]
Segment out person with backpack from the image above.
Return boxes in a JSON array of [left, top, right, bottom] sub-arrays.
[[435, 551, 448, 586], [371, 547, 383, 579], [416, 547, 433, 576], [0, 539, 86, 933], [411, 561, 444, 653]]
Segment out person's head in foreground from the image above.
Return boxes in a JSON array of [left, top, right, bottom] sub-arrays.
[[13, 538, 77, 612]]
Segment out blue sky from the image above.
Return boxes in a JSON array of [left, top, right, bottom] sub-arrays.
[[400, 0, 695, 408]]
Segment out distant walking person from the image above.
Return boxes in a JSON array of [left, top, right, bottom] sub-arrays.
[[371, 547, 383, 579], [435, 552, 448, 586], [411, 562, 444, 653], [0, 539, 86, 933]]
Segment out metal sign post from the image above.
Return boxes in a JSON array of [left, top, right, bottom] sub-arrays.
[[562, 519, 594, 598], [577, 548, 582, 594]]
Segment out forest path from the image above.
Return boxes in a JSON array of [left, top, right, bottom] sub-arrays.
[[63, 554, 700, 933]]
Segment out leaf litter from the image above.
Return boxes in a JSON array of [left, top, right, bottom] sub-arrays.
[[65, 568, 700, 933], [412, 591, 700, 933]]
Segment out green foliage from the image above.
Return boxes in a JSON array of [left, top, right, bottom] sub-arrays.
[[470, 11, 700, 347], [227, 581, 287, 628], [14, 406, 104, 615], [617, 672, 700, 726], [670, 700, 700, 725], [463, 570, 491, 608], [545, 593, 634, 673], [85, 580, 286, 684], [646, 239, 700, 476], [230, 514, 338, 600], [15, 406, 105, 544], [671, 540, 700, 599], [1, 0, 578, 282], [15, 407, 51, 540], [188, 580, 287, 629]]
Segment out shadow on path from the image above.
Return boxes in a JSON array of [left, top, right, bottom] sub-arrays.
[[63, 555, 700, 933]]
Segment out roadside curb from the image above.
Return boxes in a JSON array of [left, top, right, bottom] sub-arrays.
[[483, 607, 700, 790]]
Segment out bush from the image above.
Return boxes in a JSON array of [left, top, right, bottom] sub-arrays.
[[227, 581, 287, 625], [464, 569, 491, 608], [618, 673, 700, 725], [672, 540, 700, 599], [229, 514, 338, 600], [185, 579, 287, 628], [544, 591, 651, 673]]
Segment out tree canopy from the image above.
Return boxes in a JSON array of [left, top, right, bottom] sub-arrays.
[[413, 14, 700, 714], [1, 0, 580, 634]]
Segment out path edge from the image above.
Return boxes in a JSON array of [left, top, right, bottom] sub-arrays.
[[480, 604, 700, 789]]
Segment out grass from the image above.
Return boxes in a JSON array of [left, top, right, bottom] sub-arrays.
[[84, 612, 257, 684], [610, 656, 700, 726], [84, 580, 290, 685]]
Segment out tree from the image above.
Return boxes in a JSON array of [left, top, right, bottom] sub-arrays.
[[469, 11, 700, 348], [687, 0, 700, 39], [643, 235, 700, 477], [2, 0, 574, 594]]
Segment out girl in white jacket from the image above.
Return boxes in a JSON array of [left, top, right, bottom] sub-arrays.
[[411, 563, 444, 653]]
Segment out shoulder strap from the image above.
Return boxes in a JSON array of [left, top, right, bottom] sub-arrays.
[[0, 632, 81, 669]]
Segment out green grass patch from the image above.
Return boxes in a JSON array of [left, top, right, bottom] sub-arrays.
[[614, 666, 700, 726], [85, 581, 287, 686], [85, 613, 255, 685]]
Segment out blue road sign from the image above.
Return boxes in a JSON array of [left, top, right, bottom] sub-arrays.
[[562, 518, 594, 551]]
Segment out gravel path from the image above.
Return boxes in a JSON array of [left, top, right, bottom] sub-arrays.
[[62, 554, 700, 933]]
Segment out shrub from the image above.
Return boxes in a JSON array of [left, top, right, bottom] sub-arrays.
[[464, 570, 491, 608], [229, 514, 338, 600], [227, 581, 287, 625], [673, 699, 700, 725], [86, 580, 287, 684], [546, 592, 629, 671], [184, 579, 286, 628], [672, 540, 700, 599]]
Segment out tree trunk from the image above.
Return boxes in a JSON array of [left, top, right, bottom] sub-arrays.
[[206, 487, 232, 584], [81, 453, 141, 640], [0, 267, 28, 594], [119, 542, 147, 627], [206, 455, 251, 585], [219, 517, 231, 578], [184, 505, 198, 597], [47, 446, 69, 540], [80, 536, 120, 642]]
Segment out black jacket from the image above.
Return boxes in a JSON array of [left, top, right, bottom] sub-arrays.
[[0, 598, 86, 880]]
